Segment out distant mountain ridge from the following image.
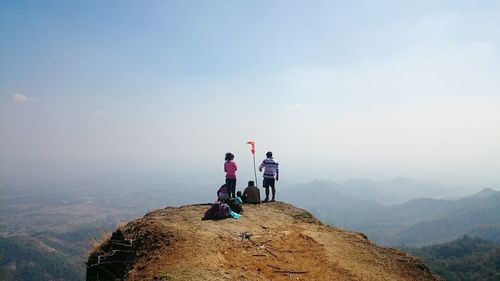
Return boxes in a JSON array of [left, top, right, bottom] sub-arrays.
[[390, 191, 500, 245], [282, 177, 455, 206], [468, 187, 497, 198], [281, 179, 500, 246], [336, 177, 453, 205]]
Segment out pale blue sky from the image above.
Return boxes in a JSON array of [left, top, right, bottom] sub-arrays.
[[1, 1, 499, 189]]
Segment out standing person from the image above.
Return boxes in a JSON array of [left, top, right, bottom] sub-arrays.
[[259, 151, 279, 202], [224, 152, 237, 198]]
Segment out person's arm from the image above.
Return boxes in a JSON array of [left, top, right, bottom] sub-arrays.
[[234, 161, 237, 171], [276, 163, 279, 181], [224, 162, 227, 172], [259, 161, 264, 172]]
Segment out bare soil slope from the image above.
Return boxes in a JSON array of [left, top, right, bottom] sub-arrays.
[[87, 202, 440, 281]]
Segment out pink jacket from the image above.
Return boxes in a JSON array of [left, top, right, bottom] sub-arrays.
[[224, 160, 237, 179]]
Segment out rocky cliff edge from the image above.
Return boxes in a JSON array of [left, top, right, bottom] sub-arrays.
[[86, 202, 440, 281]]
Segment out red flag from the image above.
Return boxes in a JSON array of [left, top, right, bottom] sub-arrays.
[[247, 141, 255, 155]]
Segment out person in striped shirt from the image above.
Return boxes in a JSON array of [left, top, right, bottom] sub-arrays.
[[259, 151, 279, 202]]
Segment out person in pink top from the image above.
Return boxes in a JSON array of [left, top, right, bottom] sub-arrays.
[[224, 152, 237, 198]]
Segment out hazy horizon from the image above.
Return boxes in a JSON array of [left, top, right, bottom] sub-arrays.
[[1, 1, 499, 190]]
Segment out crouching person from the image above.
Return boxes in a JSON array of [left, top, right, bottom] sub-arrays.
[[217, 184, 230, 201], [243, 181, 260, 204]]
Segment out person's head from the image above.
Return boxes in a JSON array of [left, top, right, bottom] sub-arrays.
[[248, 180, 255, 187], [225, 152, 234, 161], [217, 184, 229, 200], [266, 151, 273, 158], [236, 191, 242, 197]]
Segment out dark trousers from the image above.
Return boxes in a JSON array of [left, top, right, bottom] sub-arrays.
[[225, 178, 237, 198], [262, 178, 276, 200]]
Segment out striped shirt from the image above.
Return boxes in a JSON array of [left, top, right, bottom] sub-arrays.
[[259, 158, 279, 179]]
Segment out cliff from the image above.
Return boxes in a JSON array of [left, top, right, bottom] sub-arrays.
[[87, 202, 440, 281]]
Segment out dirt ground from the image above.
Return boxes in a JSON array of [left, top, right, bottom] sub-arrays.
[[102, 202, 439, 281]]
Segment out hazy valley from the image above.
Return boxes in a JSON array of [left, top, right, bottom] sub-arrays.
[[1, 178, 499, 280]]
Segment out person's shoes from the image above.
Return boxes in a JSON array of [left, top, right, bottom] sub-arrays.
[[263, 198, 269, 203], [270, 198, 276, 202]]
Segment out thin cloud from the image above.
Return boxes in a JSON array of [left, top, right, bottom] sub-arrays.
[[12, 93, 36, 103], [288, 103, 304, 112], [94, 109, 108, 116]]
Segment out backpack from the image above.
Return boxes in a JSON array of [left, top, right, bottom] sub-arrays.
[[222, 198, 243, 214], [216, 203, 230, 220], [202, 203, 220, 220]]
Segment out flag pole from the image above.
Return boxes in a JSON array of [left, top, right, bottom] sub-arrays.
[[253, 152, 258, 187], [247, 141, 258, 187]]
